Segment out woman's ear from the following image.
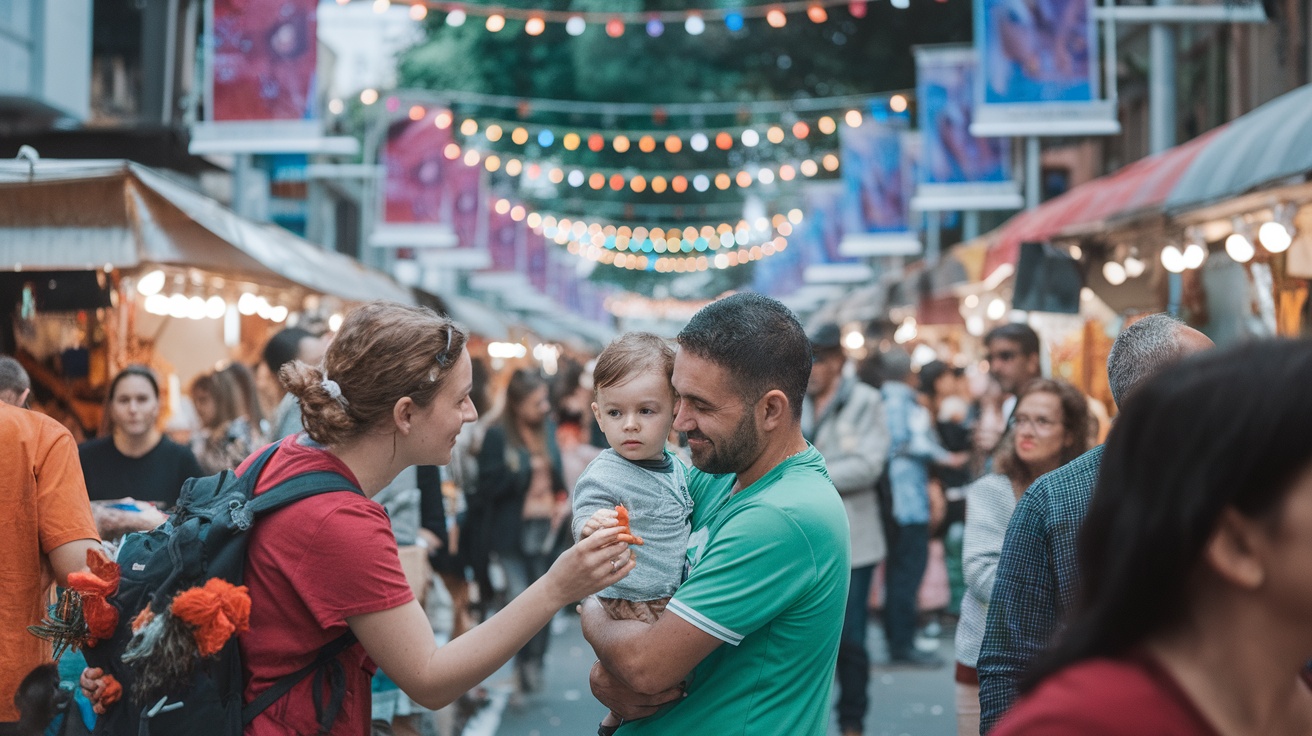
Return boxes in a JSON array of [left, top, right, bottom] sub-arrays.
[[1203, 507, 1266, 590], [393, 396, 416, 435]]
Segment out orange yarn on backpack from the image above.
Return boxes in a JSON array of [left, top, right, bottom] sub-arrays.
[[67, 549, 122, 642], [169, 579, 251, 657]]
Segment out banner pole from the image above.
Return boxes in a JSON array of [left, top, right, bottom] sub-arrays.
[[1025, 137, 1041, 209]]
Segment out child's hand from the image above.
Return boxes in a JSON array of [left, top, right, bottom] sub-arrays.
[[580, 508, 619, 539]]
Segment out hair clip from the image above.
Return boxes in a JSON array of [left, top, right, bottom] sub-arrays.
[[320, 377, 347, 405]]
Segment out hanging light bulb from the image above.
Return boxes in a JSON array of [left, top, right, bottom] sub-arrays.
[[1226, 232, 1255, 263], [849, 0, 869, 18], [525, 16, 545, 35], [605, 18, 625, 37], [1102, 261, 1127, 286], [766, 8, 787, 27], [1161, 244, 1186, 273], [690, 133, 709, 151], [646, 17, 664, 36], [1182, 243, 1207, 270], [807, 3, 829, 22], [741, 129, 760, 147], [485, 14, 506, 32], [1259, 221, 1292, 253], [724, 12, 745, 31], [445, 9, 466, 26], [1123, 256, 1146, 277], [684, 13, 705, 35], [565, 15, 586, 35]]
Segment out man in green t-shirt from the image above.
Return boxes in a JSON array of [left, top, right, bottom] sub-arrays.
[[580, 293, 852, 735]]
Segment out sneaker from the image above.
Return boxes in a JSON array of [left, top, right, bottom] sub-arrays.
[[886, 650, 945, 668]]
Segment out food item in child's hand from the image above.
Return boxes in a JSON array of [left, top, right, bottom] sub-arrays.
[[614, 504, 644, 545]]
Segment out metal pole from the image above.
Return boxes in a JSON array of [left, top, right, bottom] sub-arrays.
[[963, 210, 980, 241], [926, 210, 942, 263], [1148, 0, 1177, 153], [1025, 137, 1041, 209]]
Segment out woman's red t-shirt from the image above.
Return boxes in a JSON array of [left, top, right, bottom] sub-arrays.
[[994, 651, 1297, 736], [237, 438, 414, 735]]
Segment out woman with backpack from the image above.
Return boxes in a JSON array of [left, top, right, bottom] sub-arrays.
[[82, 301, 637, 735]]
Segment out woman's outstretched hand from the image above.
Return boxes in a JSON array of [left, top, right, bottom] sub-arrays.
[[545, 525, 637, 604]]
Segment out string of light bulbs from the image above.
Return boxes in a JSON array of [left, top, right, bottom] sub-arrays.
[[359, 0, 873, 37], [419, 107, 892, 153], [563, 237, 790, 272], [378, 87, 907, 118], [444, 140, 841, 191]]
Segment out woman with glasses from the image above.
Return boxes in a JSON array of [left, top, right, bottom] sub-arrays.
[[994, 341, 1312, 735], [82, 302, 635, 735], [953, 378, 1090, 735]]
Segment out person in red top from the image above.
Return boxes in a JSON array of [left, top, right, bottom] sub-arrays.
[[993, 340, 1312, 736], [87, 302, 637, 735]]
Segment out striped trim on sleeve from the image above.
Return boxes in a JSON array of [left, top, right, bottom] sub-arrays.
[[667, 600, 745, 646]]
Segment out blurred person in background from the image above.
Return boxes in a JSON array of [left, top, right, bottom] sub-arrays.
[[881, 348, 970, 667], [79, 365, 202, 507], [993, 340, 1312, 735], [259, 326, 325, 440], [220, 361, 267, 439], [953, 378, 1089, 735], [983, 323, 1042, 424], [190, 368, 261, 474], [471, 368, 569, 697], [0, 355, 31, 407], [921, 360, 974, 620], [802, 324, 890, 736]]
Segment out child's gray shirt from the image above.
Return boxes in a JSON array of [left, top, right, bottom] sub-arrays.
[[572, 448, 692, 601]]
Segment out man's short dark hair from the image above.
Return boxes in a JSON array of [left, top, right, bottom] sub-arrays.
[[677, 292, 811, 419], [0, 355, 31, 394], [263, 327, 314, 375], [984, 322, 1040, 356]]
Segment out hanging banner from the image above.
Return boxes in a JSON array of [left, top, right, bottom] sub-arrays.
[[837, 117, 921, 257], [375, 108, 488, 258], [191, 0, 356, 154], [970, 0, 1119, 136], [801, 182, 875, 284], [914, 46, 1025, 211]]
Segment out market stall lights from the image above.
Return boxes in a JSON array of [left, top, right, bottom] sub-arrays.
[[845, 110, 863, 127], [360, 88, 379, 105], [766, 8, 787, 26], [1102, 261, 1127, 286], [525, 16, 545, 34], [986, 298, 1006, 320], [725, 12, 745, 31], [1259, 221, 1292, 253], [537, 129, 554, 147], [566, 15, 586, 34], [690, 133, 709, 151], [849, 0, 869, 17], [890, 0, 910, 9], [1068, 245, 1082, 260], [741, 129, 760, 147], [1225, 232, 1255, 263], [1161, 245, 1186, 273], [1123, 256, 1145, 278], [445, 8, 466, 25], [606, 18, 625, 36], [808, 3, 829, 22], [136, 269, 166, 296], [889, 94, 908, 113], [963, 294, 979, 309], [409, 4, 427, 20], [328, 98, 344, 115], [685, 14, 705, 34], [485, 13, 506, 31], [842, 330, 864, 350], [1182, 243, 1207, 270], [646, 17, 664, 36]]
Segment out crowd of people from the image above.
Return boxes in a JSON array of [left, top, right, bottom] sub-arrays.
[[6, 293, 1312, 736]]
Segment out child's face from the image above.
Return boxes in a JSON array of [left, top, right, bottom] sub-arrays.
[[591, 370, 677, 463]]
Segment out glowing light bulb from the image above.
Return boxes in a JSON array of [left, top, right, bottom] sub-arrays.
[[485, 14, 505, 32], [1102, 261, 1127, 286], [1259, 221, 1292, 253], [1161, 245, 1186, 273], [445, 9, 466, 26], [566, 16, 586, 35], [684, 13, 705, 34], [525, 16, 545, 35]]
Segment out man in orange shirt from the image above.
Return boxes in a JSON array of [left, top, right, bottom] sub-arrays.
[[0, 363, 100, 732]]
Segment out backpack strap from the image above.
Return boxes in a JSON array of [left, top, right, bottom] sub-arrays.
[[241, 630, 358, 725], [246, 470, 365, 516]]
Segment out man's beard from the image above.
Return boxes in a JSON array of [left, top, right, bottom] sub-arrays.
[[688, 409, 761, 475]]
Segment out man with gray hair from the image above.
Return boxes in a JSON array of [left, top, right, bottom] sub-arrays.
[[975, 314, 1212, 732], [0, 355, 31, 407]]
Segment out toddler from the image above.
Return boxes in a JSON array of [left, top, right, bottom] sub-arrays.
[[573, 332, 692, 734]]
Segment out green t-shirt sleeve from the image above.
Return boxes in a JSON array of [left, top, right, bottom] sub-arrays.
[[666, 505, 814, 646]]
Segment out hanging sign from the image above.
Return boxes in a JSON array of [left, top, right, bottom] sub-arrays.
[[837, 117, 921, 257]]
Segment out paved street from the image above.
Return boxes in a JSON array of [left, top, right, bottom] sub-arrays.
[[458, 612, 957, 736]]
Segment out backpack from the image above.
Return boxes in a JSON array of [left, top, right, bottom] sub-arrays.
[[81, 439, 364, 735]]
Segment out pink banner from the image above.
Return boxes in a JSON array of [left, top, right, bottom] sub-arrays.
[[212, 0, 317, 121], [487, 209, 521, 272], [383, 113, 451, 225], [526, 229, 548, 291]]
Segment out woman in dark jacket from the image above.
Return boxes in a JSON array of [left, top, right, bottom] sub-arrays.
[[471, 369, 567, 696]]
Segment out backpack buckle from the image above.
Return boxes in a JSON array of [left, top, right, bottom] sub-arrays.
[[229, 500, 254, 531]]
